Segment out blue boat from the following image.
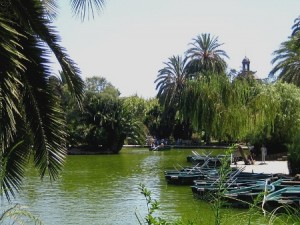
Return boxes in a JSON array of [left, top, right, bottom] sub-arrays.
[[165, 172, 209, 185], [223, 181, 275, 207], [190, 166, 274, 200], [165, 167, 219, 185], [270, 178, 300, 191], [263, 186, 300, 212], [191, 179, 264, 200]]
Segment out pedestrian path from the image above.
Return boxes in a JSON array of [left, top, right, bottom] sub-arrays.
[[231, 160, 289, 175]]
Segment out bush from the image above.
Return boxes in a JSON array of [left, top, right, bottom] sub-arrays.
[[287, 129, 300, 175]]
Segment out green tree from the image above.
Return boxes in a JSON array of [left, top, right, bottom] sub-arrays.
[[123, 95, 148, 143], [82, 90, 123, 151], [0, 0, 104, 200], [227, 78, 276, 142], [271, 32, 300, 87], [180, 73, 231, 143], [155, 55, 189, 108], [179, 72, 284, 145], [76, 77, 145, 153], [144, 104, 162, 139], [82, 93, 145, 153], [154, 56, 191, 141], [172, 119, 193, 141], [262, 82, 300, 153], [123, 95, 148, 120], [185, 33, 229, 76], [85, 76, 117, 93]]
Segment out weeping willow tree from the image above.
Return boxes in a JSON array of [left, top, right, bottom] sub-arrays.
[[227, 78, 280, 141], [180, 72, 231, 143], [264, 82, 300, 152], [179, 73, 284, 144]]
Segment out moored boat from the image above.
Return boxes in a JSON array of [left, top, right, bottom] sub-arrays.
[[263, 186, 300, 212], [191, 171, 273, 201], [270, 178, 300, 191], [165, 172, 208, 185], [191, 180, 261, 200], [164, 160, 220, 185], [223, 182, 275, 208]]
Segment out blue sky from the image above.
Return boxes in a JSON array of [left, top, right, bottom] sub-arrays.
[[52, 0, 300, 98]]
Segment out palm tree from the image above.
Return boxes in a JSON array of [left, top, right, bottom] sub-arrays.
[[155, 55, 189, 107], [0, 0, 104, 200], [292, 15, 300, 36], [185, 33, 229, 76], [271, 33, 300, 87], [41, 0, 105, 21]]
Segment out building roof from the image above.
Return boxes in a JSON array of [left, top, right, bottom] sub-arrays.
[[242, 56, 250, 63]]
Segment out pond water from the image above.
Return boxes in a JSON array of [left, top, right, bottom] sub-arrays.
[[7, 148, 273, 224]]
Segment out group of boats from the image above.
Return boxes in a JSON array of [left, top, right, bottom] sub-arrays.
[[164, 151, 300, 212]]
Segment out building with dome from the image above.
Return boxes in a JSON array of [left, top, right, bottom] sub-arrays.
[[237, 56, 260, 80], [242, 56, 250, 72]]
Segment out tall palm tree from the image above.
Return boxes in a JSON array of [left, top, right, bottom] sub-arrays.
[[0, 0, 104, 200], [271, 33, 300, 87], [155, 55, 189, 107], [185, 33, 229, 76], [292, 15, 300, 36]]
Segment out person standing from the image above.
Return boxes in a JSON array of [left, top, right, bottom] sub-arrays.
[[260, 145, 267, 164]]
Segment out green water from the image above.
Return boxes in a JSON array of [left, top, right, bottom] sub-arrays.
[[6, 148, 283, 224]]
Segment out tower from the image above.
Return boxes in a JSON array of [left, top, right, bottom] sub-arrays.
[[242, 56, 250, 71]]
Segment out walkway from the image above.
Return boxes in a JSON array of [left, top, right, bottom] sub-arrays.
[[231, 160, 289, 175]]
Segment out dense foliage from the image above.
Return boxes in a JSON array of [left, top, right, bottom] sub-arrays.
[[153, 28, 300, 159], [64, 76, 146, 153]]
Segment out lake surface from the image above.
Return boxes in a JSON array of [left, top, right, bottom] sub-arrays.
[[7, 148, 272, 225]]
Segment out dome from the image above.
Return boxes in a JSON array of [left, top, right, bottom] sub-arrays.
[[242, 57, 250, 63]]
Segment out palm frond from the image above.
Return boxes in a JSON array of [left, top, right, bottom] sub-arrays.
[[271, 34, 300, 87], [0, 203, 43, 224], [70, 0, 105, 21], [19, 33, 67, 180], [10, 0, 84, 106], [185, 33, 228, 74], [42, 0, 59, 20], [0, 72, 23, 145], [0, 15, 27, 73], [155, 55, 188, 107], [0, 15, 28, 144], [0, 140, 30, 202], [292, 15, 300, 36]]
